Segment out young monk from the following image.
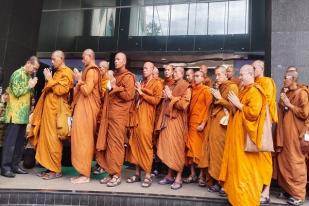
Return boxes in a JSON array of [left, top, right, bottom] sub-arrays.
[[183, 71, 212, 184], [126, 62, 163, 187]]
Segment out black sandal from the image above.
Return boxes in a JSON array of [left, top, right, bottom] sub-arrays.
[[208, 184, 221, 193], [126, 175, 141, 183], [141, 177, 152, 188], [183, 175, 197, 184], [287, 197, 304, 206]]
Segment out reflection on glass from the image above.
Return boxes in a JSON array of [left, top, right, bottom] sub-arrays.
[[153, 5, 170, 35], [90, 8, 115, 36], [170, 4, 189, 35], [228, 0, 247, 34], [188, 3, 208, 35], [208, 1, 227, 35], [139, 6, 154, 36]]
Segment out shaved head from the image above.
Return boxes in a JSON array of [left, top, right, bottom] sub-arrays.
[[51, 50, 65, 69], [52, 50, 65, 59], [226, 65, 234, 79], [286, 66, 297, 73], [153, 66, 159, 78], [174, 66, 185, 81], [83, 49, 95, 60], [186, 68, 194, 83], [215, 66, 228, 85], [239, 64, 254, 85], [199, 64, 208, 76], [252, 60, 265, 78], [194, 71, 205, 85], [115, 52, 127, 70], [215, 65, 227, 74], [143, 61, 155, 79]]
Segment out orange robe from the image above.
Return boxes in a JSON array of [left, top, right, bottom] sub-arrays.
[[126, 78, 163, 173], [255, 77, 278, 186], [157, 79, 191, 172], [186, 84, 212, 165], [204, 76, 213, 87], [29, 66, 74, 173], [96, 69, 135, 176], [274, 85, 309, 200], [219, 83, 266, 206], [71, 66, 101, 177], [229, 76, 241, 87], [205, 81, 238, 180]]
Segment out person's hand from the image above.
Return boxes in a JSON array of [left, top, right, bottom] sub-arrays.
[[228, 91, 242, 110], [164, 86, 172, 99], [73, 68, 82, 82], [280, 93, 291, 107], [43, 68, 52, 81], [197, 122, 205, 132], [211, 88, 222, 100], [135, 82, 143, 95], [28, 77, 38, 88]]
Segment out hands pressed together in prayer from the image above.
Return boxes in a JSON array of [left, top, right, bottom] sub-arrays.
[[164, 85, 173, 99], [73, 68, 82, 82], [280, 93, 293, 109], [43, 68, 53, 81], [28, 77, 38, 88], [196, 122, 205, 132], [135, 82, 143, 95], [228, 91, 243, 110], [210, 88, 222, 100]]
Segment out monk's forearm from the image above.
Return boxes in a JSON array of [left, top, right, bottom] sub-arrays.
[[141, 88, 154, 96]]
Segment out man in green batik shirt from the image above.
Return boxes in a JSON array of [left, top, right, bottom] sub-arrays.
[[1, 56, 39, 178]]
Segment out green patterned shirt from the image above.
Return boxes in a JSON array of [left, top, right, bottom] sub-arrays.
[[4, 67, 32, 124]]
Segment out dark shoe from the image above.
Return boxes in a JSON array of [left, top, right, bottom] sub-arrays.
[[287, 197, 304, 206], [208, 184, 221, 193], [218, 188, 227, 197], [260, 197, 271, 205], [1, 170, 16, 178], [13, 167, 28, 174]]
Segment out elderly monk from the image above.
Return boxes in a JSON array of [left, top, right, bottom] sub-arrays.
[[274, 69, 309, 206], [183, 71, 212, 184], [199, 65, 212, 87], [29, 50, 74, 180], [96, 52, 135, 187], [185, 69, 194, 85], [252, 60, 278, 204], [70, 49, 102, 184], [157, 66, 191, 190], [219, 64, 266, 206], [226, 65, 240, 86], [203, 66, 238, 193], [126, 62, 163, 187]]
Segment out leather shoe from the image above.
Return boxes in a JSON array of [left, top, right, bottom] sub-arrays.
[[12, 167, 28, 174], [1, 170, 16, 178]]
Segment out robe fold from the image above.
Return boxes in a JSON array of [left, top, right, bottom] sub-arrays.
[[219, 83, 266, 206], [28, 66, 74, 173], [96, 69, 135, 176], [186, 84, 212, 165], [71, 65, 101, 177], [157, 79, 191, 172], [274, 85, 309, 200], [204, 81, 238, 180], [126, 78, 163, 173]]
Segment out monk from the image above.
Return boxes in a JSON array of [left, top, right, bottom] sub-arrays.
[[219, 64, 266, 206], [274, 69, 308, 206], [185, 69, 194, 84], [183, 71, 212, 184], [157, 66, 191, 190], [29, 50, 74, 180], [126, 62, 163, 187], [252, 60, 278, 204], [226, 65, 240, 86], [70, 49, 102, 184], [204, 66, 238, 193], [96, 52, 135, 187], [199, 65, 212, 87]]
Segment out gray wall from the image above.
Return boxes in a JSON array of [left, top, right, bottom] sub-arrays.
[[271, 0, 309, 94]]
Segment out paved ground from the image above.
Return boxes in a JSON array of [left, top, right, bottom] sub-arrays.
[[0, 167, 303, 205]]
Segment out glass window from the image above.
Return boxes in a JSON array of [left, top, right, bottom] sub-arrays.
[[228, 0, 248, 34], [129, 7, 140, 36], [139, 6, 154, 36], [90, 8, 116, 36], [170, 4, 189, 35], [153, 5, 170, 35], [208, 1, 227, 35], [188, 3, 208, 35]]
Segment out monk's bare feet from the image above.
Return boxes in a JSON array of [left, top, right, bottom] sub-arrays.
[[71, 176, 90, 184]]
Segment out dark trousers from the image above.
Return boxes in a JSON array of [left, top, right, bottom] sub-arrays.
[[1, 123, 26, 172]]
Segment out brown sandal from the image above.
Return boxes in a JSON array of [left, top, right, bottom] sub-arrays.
[[100, 175, 112, 184], [107, 175, 121, 187], [126, 175, 141, 183], [42, 172, 62, 180], [198, 177, 207, 187], [141, 177, 152, 188], [183, 175, 197, 184]]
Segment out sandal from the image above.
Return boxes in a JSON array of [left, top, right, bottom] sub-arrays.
[[260, 196, 271, 205], [198, 177, 207, 187], [171, 181, 182, 190], [107, 175, 121, 187], [159, 177, 174, 185], [141, 177, 152, 188], [42, 172, 62, 180], [183, 175, 197, 184], [100, 175, 112, 184], [287, 197, 304, 206], [93, 167, 105, 175], [36, 170, 50, 177], [208, 184, 221, 193], [126, 175, 141, 183]]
